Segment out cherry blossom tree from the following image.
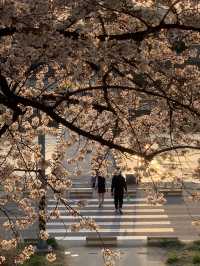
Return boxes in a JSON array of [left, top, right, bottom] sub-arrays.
[[1, 0, 200, 264]]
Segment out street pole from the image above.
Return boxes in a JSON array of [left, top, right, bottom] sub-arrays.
[[38, 133, 46, 231], [38, 134, 45, 164], [37, 125, 48, 250]]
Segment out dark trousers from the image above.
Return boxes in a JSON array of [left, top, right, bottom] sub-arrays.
[[114, 193, 124, 209]]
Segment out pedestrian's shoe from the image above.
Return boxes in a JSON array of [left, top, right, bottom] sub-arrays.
[[115, 209, 118, 215], [119, 209, 123, 215], [98, 203, 102, 208]]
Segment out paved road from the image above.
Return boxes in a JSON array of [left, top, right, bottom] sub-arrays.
[[65, 246, 166, 266], [1, 127, 200, 245], [46, 175, 200, 245]]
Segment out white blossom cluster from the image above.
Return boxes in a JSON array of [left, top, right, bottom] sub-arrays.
[[1, 0, 200, 265]]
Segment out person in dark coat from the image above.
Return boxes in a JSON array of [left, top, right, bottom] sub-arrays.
[[111, 171, 127, 214], [96, 175, 106, 208], [90, 175, 97, 196], [91, 175, 96, 188]]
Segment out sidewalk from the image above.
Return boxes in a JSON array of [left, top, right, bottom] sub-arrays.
[[64, 246, 166, 266]]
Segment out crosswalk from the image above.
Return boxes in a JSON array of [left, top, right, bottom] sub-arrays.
[[47, 185, 174, 244]]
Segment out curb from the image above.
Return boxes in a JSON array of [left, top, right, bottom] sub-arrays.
[[56, 236, 198, 247], [55, 236, 147, 247]]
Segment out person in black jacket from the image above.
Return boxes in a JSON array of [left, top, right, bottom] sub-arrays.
[[96, 175, 106, 208], [111, 171, 127, 214]]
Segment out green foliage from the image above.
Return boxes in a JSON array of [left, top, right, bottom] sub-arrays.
[[148, 238, 184, 248], [22, 255, 46, 266], [193, 254, 200, 264], [24, 238, 59, 250], [193, 241, 200, 246], [166, 252, 179, 264], [22, 253, 66, 266], [187, 240, 200, 251], [2, 239, 63, 266], [161, 239, 183, 248], [163, 240, 200, 265], [47, 238, 59, 250]]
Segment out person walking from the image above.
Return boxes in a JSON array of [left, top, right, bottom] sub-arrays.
[[96, 175, 106, 208], [111, 170, 127, 214], [90, 175, 97, 196]]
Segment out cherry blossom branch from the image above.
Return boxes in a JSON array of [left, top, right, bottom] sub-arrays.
[[52, 84, 200, 118], [98, 23, 200, 41], [0, 206, 19, 239], [1, 22, 200, 42], [0, 88, 200, 160], [11, 94, 200, 160], [148, 145, 200, 159], [13, 94, 144, 157], [159, 0, 181, 24]]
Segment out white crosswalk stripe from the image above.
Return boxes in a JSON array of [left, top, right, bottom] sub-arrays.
[[49, 209, 165, 213], [50, 214, 169, 219], [47, 184, 174, 243], [48, 203, 162, 208], [55, 236, 148, 241], [48, 198, 147, 203], [47, 221, 171, 226], [48, 228, 174, 233]]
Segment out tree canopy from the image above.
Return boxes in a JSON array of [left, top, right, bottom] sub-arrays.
[[1, 0, 200, 264], [1, 0, 200, 160]]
